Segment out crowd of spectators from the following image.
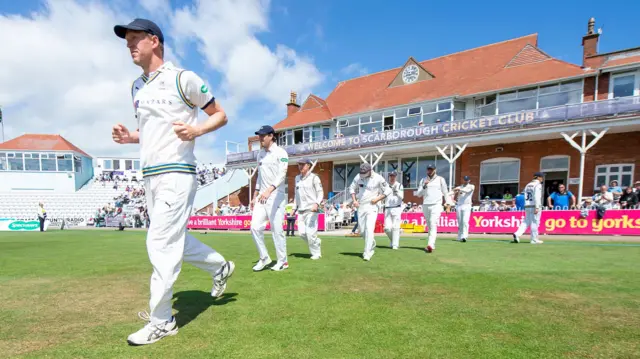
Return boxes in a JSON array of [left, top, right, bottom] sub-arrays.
[[196, 164, 226, 186]]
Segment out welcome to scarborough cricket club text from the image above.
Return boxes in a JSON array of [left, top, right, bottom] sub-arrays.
[[297, 111, 536, 153]]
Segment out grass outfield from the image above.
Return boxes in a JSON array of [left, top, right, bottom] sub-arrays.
[[1, 231, 639, 358]]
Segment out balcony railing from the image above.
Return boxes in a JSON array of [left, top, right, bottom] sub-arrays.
[[227, 96, 640, 165]]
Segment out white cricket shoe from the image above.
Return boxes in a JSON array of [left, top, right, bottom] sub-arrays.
[[392, 246, 399, 250], [310, 255, 321, 260], [212, 261, 235, 298], [512, 234, 520, 243], [530, 239, 544, 244], [127, 315, 178, 346], [363, 251, 375, 261], [271, 261, 289, 271], [252, 257, 272, 272]]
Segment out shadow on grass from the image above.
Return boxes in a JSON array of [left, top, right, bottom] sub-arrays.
[[401, 246, 428, 252], [340, 252, 363, 258], [172, 291, 238, 328], [290, 253, 312, 259]]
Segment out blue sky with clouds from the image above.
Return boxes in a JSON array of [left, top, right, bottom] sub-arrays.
[[0, 0, 638, 166]]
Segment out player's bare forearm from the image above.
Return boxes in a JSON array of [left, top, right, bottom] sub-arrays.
[[128, 130, 140, 143], [195, 103, 227, 137]]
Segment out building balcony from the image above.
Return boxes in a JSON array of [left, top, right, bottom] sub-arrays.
[[226, 96, 640, 168]]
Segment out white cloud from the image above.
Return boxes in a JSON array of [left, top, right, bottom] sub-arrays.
[[171, 0, 324, 119], [139, 0, 170, 16], [341, 63, 369, 77]]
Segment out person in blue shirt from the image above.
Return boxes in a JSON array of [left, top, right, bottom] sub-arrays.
[[515, 192, 525, 210], [547, 183, 576, 210], [607, 180, 623, 199]]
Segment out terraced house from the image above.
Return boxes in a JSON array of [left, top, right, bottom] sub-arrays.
[[226, 18, 640, 206]]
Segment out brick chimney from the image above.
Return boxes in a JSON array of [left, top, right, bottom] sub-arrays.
[[286, 91, 300, 117], [582, 17, 600, 66]]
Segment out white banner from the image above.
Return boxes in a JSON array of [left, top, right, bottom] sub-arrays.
[[0, 218, 48, 231]]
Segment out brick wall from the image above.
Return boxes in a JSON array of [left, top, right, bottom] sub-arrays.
[[454, 131, 640, 203], [597, 73, 610, 100], [285, 161, 333, 200]]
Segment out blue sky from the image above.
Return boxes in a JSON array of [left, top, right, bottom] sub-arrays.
[[0, 0, 638, 165]]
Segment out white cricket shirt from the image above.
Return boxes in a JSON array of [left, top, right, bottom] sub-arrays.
[[131, 61, 215, 177], [456, 184, 475, 206], [523, 179, 543, 209], [295, 172, 324, 212], [349, 172, 392, 210], [256, 143, 289, 194], [385, 181, 404, 208], [416, 175, 453, 206]]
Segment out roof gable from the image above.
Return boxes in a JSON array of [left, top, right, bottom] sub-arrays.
[[388, 57, 435, 88], [273, 94, 333, 130], [300, 94, 326, 111], [0, 134, 92, 158], [505, 44, 551, 68]]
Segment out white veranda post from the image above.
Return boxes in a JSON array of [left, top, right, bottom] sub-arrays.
[[244, 166, 258, 206], [435, 143, 468, 191], [359, 152, 385, 169], [561, 128, 608, 205]]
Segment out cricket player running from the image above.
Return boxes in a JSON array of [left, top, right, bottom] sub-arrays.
[[111, 18, 234, 346], [294, 158, 324, 259], [250, 125, 290, 271], [384, 171, 404, 249], [349, 163, 392, 261], [416, 164, 453, 253], [453, 175, 474, 243], [513, 172, 545, 244]]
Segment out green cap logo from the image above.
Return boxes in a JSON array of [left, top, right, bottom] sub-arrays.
[[201, 85, 209, 93]]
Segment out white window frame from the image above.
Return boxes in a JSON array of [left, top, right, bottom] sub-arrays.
[[479, 157, 521, 200], [540, 155, 570, 172], [593, 163, 635, 190], [608, 70, 640, 99]]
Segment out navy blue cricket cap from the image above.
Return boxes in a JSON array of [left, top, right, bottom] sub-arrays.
[[389, 171, 398, 176], [298, 158, 312, 165], [534, 171, 545, 177], [255, 125, 275, 135], [463, 175, 470, 181], [427, 164, 435, 170], [114, 18, 164, 44]]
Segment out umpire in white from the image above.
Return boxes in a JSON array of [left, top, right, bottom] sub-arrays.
[[384, 171, 404, 249], [251, 125, 290, 271], [416, 164, 453, 253], [294, 158, 324, 259], [349, 163, 392, 261], [453, 175, 474, 242]]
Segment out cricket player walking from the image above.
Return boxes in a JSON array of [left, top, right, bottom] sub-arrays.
[[384, 171, 404, 249], [453, 175, 474, 243], [416, 164, 453, 253], [513, 172, 545, 244], [250, 125, 290, 271], [294, 158, 324, 259], [112, 18, 234, 346], [349, 163, 392, 261]]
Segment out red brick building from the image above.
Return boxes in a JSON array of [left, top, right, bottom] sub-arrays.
[[227, 18, 640, 205]]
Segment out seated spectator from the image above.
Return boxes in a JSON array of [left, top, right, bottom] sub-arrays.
[[488, 201, 500, 211], [502, 189, 513, 200], [499, 200, 510, 211], [634, 181, 640, 194], [608, 180, 623, 200], [479, 197, 491, 211], [580, 197, 595, 210], [547, 184, 576, 210], [619, 187, 639, 209], [593, 185, 614, 209]]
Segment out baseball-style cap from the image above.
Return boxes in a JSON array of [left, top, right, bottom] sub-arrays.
[[298, 157, 312, 165], [114, 18, 164, 43], [360, 163, 372, 174], [255, 125, 275, 135], [463, 175, 470, 181], [389, 171, 398, 176], [427, 164, 435, 170], [534, 171, 545, 177]]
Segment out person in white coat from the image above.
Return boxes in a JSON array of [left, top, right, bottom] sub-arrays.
[[349, 163, 392, 261], [416, 164, 453, 253], [513, 172, 545, 244], [384, 171, 404, 249], [453, 175, 475, 243], [251, 125, 290, 271], [294, 158, 324, 259]]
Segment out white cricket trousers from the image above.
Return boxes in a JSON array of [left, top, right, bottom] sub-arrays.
[[456, 204, 471, 240], [250, 191, 287, 263], [514, 208, 541, 240], [358, 206, 378, 257], [423, 204, 443, 248], [144, 172, 226, 325], [384, 207, 402, 248], [298, 211, 321, 257]]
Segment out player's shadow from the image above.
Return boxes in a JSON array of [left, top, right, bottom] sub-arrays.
[[290, 253, 312, 259], [172, 291, 237, 328], [402, 246, 428, 251], [339, 252, 363, 258]]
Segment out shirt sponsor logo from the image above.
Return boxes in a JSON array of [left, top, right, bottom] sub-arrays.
[[137, 98, 174, 106]]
